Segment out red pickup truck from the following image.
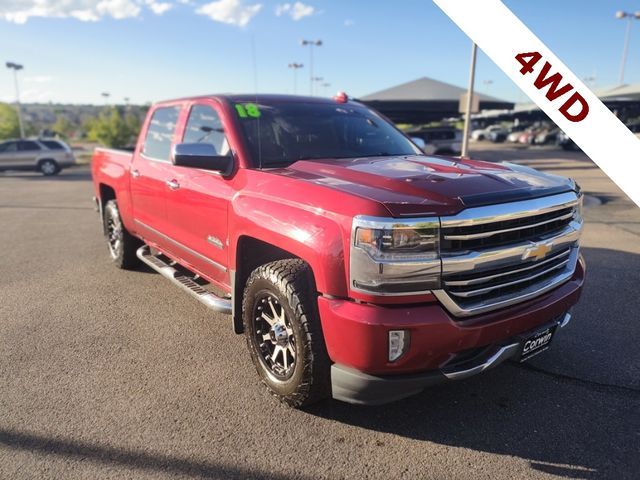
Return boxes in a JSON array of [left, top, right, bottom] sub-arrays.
[[91, 94, 585, 406]]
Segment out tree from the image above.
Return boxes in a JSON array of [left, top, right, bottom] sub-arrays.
[[87, 107, 139, 148], [0, 103, 20, 140], [52, 115, 75, 139]]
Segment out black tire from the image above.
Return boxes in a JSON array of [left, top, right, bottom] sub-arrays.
[[103, 199, 141, 269], [243, 259, 331, 408], [38, 159, 60, 176]]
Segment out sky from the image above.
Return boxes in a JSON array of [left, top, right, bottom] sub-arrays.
[[1, 0, 639, 105]]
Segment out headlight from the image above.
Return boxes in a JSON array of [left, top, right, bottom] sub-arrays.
[[350, 216, 441, 295]]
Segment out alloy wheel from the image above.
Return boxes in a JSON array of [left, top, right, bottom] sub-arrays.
[[252, 293, 297, 380]]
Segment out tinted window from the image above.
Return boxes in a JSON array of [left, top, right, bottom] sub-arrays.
[[41, 140, 65, 150], [234, 101, 420, 168], [183, 105, 230, 156], [0, 141, 18, 153], [143, 106, 180, 161], [19, 141, 42, 151]]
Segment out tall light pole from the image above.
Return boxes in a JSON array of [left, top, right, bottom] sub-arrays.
[[301, 39, 322, 95], [461, 42, 478, 159], [483, 79, 493, 95], [101, 92, 110, 105], [288, 62, 304, 94], [616, 11, 640, 85], [5, 62, 25, 138], [321, 82, 331, 96], [312, 76, 324, 95]]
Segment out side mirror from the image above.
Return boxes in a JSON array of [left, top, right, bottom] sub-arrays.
[[172, 143, 233, 175], [410, 137, 426, 151]]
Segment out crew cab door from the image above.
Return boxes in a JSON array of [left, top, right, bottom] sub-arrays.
[[163, 101, 234, 289], [129, 104, 181, 246]]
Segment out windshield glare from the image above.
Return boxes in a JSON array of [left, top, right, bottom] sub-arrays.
[[234, 101, 421, 168]]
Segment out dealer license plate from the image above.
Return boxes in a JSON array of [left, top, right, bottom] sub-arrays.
[[520, 325, 557, 362]]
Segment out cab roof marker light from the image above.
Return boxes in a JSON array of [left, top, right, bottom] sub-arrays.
[[334, 91, 349, 103]]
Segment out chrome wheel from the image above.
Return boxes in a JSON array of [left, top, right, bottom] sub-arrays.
[[106, 208, 123, 259], [253, 293, 297, 380]]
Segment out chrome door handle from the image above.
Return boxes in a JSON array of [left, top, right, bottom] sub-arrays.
[[165, 179, 180, 190], [131, 169, 140, 178]]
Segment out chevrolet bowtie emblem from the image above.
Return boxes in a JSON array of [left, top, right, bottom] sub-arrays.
[[524, 242, 553, 261]]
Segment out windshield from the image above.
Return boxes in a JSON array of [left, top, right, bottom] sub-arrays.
[[233, 101, 421, 168]]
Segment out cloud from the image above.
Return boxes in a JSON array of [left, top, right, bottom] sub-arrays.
[[0, 0, 175, 23], [343, 19, 354, 27], [275, 2, 315, 21], [145, 0, 173, 15], [196, 0, 262, 27]]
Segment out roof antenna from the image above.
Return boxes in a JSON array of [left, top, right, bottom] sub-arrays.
[[251, 34, 262, 169]]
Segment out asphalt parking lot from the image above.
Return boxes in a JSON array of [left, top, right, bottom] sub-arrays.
[[1, 145, 639, 479]]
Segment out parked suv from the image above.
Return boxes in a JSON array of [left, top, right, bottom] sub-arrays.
[[0, 138, 75, 175], [407, 126, 462, 155]]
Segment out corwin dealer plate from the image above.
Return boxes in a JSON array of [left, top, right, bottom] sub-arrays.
[[519, 325, 557, 362]]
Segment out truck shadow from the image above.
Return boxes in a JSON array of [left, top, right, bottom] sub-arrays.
[[307, 246, 640, 479]]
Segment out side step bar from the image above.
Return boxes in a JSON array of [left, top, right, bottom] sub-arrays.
[[136, 245, 232, 315]]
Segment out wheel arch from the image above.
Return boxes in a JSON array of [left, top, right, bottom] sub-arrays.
[[232, 236, 313, 334]]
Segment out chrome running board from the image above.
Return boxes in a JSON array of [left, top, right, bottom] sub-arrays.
[[136, 245, 232, 315]]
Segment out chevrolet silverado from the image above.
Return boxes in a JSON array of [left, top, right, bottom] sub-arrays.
[[91, 93, 585, 406]]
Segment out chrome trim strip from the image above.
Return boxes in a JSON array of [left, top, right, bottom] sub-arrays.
[[434, 248, 579, 317], [444, 249, 571, 287], [441, 343, 521, 380], [447, 258, 571, 298], [443, 211, 574, 241], [134, 219, 227, 272], [440, 192, 579, 228]]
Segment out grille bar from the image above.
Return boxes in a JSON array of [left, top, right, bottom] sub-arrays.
[[444, 249, 571, 287], [446, 255, 571, 298], [443, 210, 574, 241]]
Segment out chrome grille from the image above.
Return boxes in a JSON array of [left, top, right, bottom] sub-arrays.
[[433, 192, 583, 317], [441, 206, 575, 251]]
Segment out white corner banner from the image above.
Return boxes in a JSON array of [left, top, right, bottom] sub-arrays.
[[434, 0, 640, 208]]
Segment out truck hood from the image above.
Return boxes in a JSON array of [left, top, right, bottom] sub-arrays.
[[273, 155, 575, 217]]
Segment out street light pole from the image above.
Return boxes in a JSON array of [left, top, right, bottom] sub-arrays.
[[616, 11, 640, 85], [301, 39, 322, 95], [288, 62, 304, 94], [461, 42, 478, 159], [5, 62, 25, 138]]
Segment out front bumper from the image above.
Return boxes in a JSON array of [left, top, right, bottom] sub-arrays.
[[331, 313, 571, 405], [318, 256, 585, 404]]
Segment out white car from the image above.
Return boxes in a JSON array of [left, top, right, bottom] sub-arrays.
[[471, 125, 506, 141]]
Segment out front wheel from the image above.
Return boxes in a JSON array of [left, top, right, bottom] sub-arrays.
[[243, 259, 331, 408]]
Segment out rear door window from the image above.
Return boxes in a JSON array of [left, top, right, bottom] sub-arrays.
[[0, 141, 18, 153], [41, 140, 65, 150], [143, 106, 180, 162]]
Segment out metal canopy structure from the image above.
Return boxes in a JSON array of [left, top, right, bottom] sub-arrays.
[[358, 76, 514, 124]]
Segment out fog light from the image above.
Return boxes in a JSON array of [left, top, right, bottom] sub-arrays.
[[388, 330, 410, 362]]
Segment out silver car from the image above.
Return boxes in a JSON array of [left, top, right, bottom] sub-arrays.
[[0, 138, 76, 176]]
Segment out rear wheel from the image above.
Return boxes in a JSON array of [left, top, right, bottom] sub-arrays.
[[103, 199, 141, 269], [243, 259, 331, 408], [38, 159, 60, 176]]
